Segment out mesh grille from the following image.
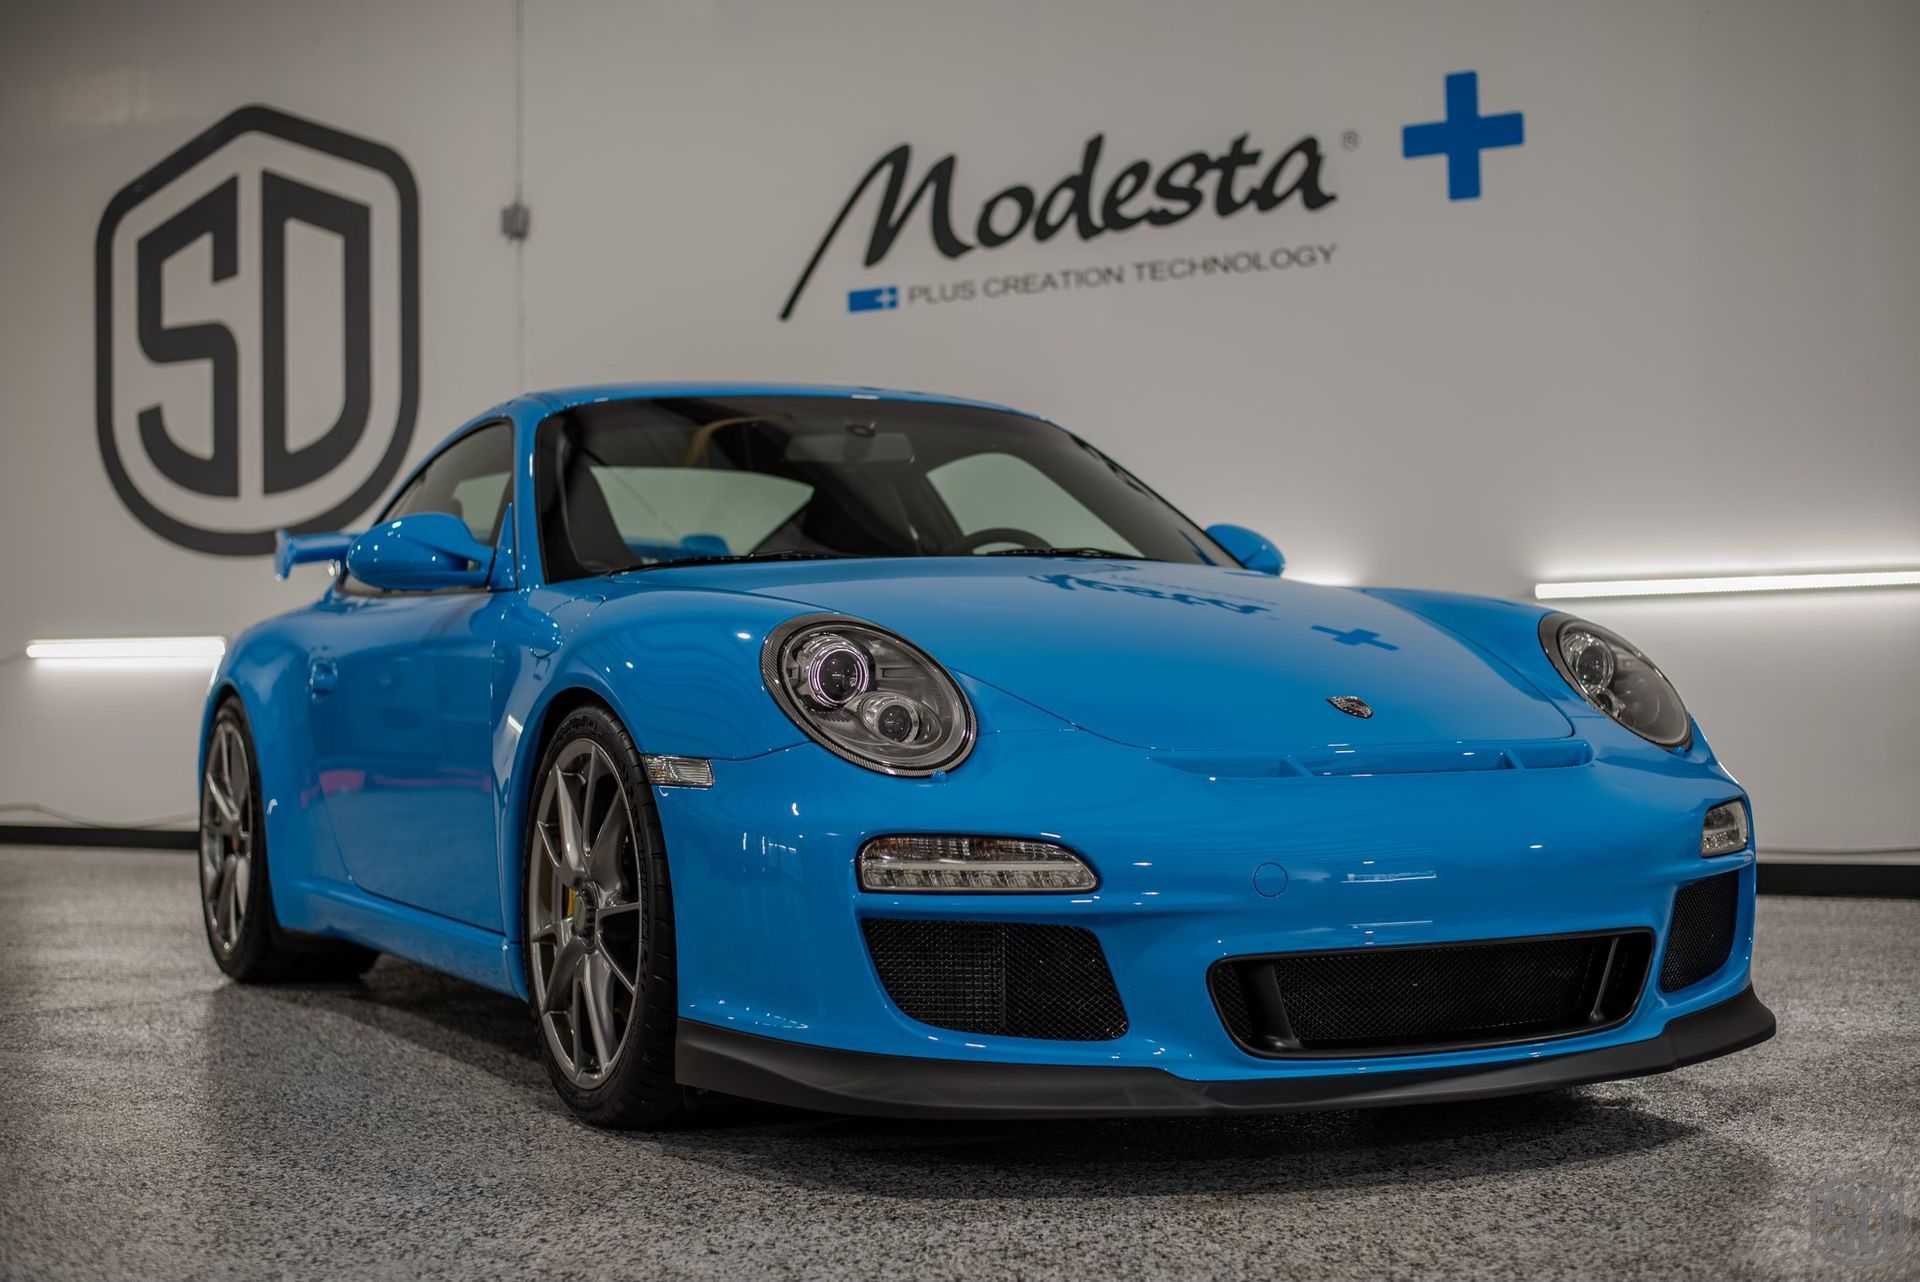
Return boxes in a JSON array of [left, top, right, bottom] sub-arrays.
[[1211, 961, 1256, 1044], [1660, 871, 1740, 992], [861, 919, 1128, 1041], [1210, 931, 1652, 1056]]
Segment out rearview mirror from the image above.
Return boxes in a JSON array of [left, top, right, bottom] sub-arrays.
[[1205, 523, 1285, 576], [345, 512, 495, 591]]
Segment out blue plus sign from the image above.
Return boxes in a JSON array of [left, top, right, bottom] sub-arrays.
[[1403, 71, 1524, 200], [1313, 625, 1398, 651]]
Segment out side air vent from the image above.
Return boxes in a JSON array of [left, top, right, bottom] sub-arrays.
[[1660, 871, 1741, 993], [862, 919, 1128, 1041]]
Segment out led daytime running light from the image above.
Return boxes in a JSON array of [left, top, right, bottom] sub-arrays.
[[859, 835, 1097, 892]]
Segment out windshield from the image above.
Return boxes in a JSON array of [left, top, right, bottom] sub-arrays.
[[533, 396, 1230, 580]]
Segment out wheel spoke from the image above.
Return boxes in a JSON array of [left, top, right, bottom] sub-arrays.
[[219, 729, 238, 809], [583, 954, 616, 1068], [538, 823, 582, 889], [210, 855, 235, 917], [206, 775, 239, 830], [599, 945, 637, 993], [529, 920, 557, 943], [581, 751, 604, 835], [542, 939, 587, 1014], [554, 768, 586, 877], [217, 859, 239, 939], [232, 854, 250, 912]]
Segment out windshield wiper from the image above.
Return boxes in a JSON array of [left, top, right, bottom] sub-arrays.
[[615, 550, 858, 574], [981, 547, 1151, 560]]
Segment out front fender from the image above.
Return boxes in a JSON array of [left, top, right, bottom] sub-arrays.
[[524, 587, 815, 762], [492, 588, 816, 990]]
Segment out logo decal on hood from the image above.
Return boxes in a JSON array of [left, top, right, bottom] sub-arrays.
[[1032, 572, 1270, 616], [1327, 695, 1374, 719]]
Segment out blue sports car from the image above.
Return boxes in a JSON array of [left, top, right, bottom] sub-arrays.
[[202, 383, 1774, 1127]]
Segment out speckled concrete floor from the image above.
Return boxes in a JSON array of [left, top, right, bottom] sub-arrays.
[[0, 846, 1913, 1281]]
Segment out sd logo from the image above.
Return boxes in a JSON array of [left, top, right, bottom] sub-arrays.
[[94, 106, 419, 555]]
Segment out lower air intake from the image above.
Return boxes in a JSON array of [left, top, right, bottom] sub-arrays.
[[1660, 871, 1741, 992], [1210, 930, 1653, 1057], [861, 919, 1128, 1041]]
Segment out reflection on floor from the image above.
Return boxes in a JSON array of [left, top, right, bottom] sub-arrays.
[[0, 847, 1914, 1281]]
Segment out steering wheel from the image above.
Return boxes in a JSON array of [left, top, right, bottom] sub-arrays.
[[946, 526, 1048, 554]]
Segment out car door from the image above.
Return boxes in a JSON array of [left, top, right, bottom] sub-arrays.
[[308, 421, 517, 931]]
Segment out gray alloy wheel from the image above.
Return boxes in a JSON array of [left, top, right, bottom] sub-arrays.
[[200, 718, 254, 956], [528, 737, 646, 1089]]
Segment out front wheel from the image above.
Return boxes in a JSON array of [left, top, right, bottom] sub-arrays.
[[525, 705, 687, 1128]]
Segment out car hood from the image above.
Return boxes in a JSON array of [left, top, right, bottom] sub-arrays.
[[625, 559, 1572, 753]]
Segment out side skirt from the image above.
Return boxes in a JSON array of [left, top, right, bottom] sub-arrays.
[[281, 877, 520, 997]]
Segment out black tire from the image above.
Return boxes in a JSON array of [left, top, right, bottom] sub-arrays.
[[523, 704, 687, 1129], [199, 697, 380, 984]]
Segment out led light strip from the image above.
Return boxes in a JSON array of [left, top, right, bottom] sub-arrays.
[[1535, 569, 1920, 601], [25, 636, 227, 662]]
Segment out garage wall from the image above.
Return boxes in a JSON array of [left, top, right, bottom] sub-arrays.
[[1, 0, 1915, 853]]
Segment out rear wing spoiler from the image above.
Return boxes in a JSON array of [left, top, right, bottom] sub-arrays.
[[273, 530, 354, 580]]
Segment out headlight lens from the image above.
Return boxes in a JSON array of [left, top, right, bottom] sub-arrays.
[[794, 631, 872, 706], [762, 616, 975, 775], [1539, 613, 1692, 748]]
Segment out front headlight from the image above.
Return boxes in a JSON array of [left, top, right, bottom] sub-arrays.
[[1539, 613, 1692, 748], [762, 616, 975, 775]]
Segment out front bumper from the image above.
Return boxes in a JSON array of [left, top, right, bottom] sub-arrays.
[[677, 984, 1776, 1118], [639, 683, 1765, 1099]]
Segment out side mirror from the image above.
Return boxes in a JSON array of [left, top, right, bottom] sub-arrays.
[[345, 512, 495, 591], [1206, 523, 1285, 576]]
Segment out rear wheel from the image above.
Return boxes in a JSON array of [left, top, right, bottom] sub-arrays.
[[525, 705, 686, 1128], [199, 698, 379, 983]]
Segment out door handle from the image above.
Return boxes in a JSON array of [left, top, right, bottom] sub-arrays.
[[308, 658, 338, 697]]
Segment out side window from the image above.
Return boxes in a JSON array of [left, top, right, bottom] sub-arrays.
[[927, 451, 1138, 554], [385, 422, 515, 542], [341, 421, 514, 593]]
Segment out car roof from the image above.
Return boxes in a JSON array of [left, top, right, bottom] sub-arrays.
[[525, 381, 1041, 419]]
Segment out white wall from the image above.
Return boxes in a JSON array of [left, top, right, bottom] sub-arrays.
[[1, 0, 1915, 853]]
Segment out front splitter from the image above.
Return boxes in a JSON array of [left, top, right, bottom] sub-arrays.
[[675, 985, 1776, 1119]]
